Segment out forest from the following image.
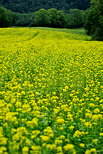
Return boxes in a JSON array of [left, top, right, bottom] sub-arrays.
[[0, 0, 90, 13]]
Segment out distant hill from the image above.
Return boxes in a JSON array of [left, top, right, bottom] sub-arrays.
[[0, 0, 90, 13]]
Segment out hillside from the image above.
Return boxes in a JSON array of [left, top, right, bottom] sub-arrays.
[[0, 0, 90, 13]]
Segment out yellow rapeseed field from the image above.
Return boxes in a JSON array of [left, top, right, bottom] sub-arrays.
[[0, 27, 103, 154]]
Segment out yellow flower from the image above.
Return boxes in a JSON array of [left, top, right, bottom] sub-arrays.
[[22, 147, 29, 154], [63, 89, 67, 92], [73, 130, 84, 137], [46, 144, 56, 150], [65, 86, 69, 89], [5, 112, 14, 121], [52, 92, 56, 95], [65, 139, 70, 143], [94, 108, 100, 113], [64, 144, 74, 151], [69, 126, 74, 130], [55, 139, 63, 144], [59, 135, 65, 140], [84, 87, 89, 91], [25, 139, 30, 145], [85, 112, 92, 118], [17, 127, 28, 134], [42, 143, 46, 147], [95, 97, 99, 101], [92, 139, 98, 144], [57, 146, 62, 152], [85, 149, 91, 154], [0, 147, 7, 154], [89, 103, 95, 107], [15, 101, 21, 107], [40, 135, 50, 142], [31, 145, 41, 152], [44, 127, 53, 135], [35, 92, 39, 95], [79, 143, 85, 148], [54, 108, 60, 114], [90, 148, 97, 153], [31, 130, 40, 138], [56, 118, 65, 124], [84, 122, 92, 128], [0, 138, 8, 145], [22, 104, 31, 113], [92, 114, 101, 121], [100, 132, 103, 136]]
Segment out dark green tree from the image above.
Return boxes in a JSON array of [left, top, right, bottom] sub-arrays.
[[31, 9, 51, 27], [14, 13, 33, 27], [84, 0, 103, 40], [57, 10, 67, 28], [0, 6, 14, 27], [66, 9, 85, 28], [48, 8, 66, 28]]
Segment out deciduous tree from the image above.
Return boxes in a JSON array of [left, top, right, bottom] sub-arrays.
[[84, 0, 103, 40]]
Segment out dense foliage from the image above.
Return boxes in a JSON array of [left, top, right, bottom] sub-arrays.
[[0, 27, 103, 154], [0, 6, 14, 27], [0, 0, 90, 13], [66, 9, 85, 28], [0, 6, 85, 28], [31, 8, 85, 28], [84, 0, 103, 40], [14, 13, 34, 27]]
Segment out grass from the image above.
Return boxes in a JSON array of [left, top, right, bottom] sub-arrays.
[[30, 27, 90, 40]]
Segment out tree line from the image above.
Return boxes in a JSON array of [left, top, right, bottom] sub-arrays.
[[0, 6, 85, 28]]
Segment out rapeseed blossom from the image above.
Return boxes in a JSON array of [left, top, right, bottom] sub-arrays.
[[0, 27, 103, 153]]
